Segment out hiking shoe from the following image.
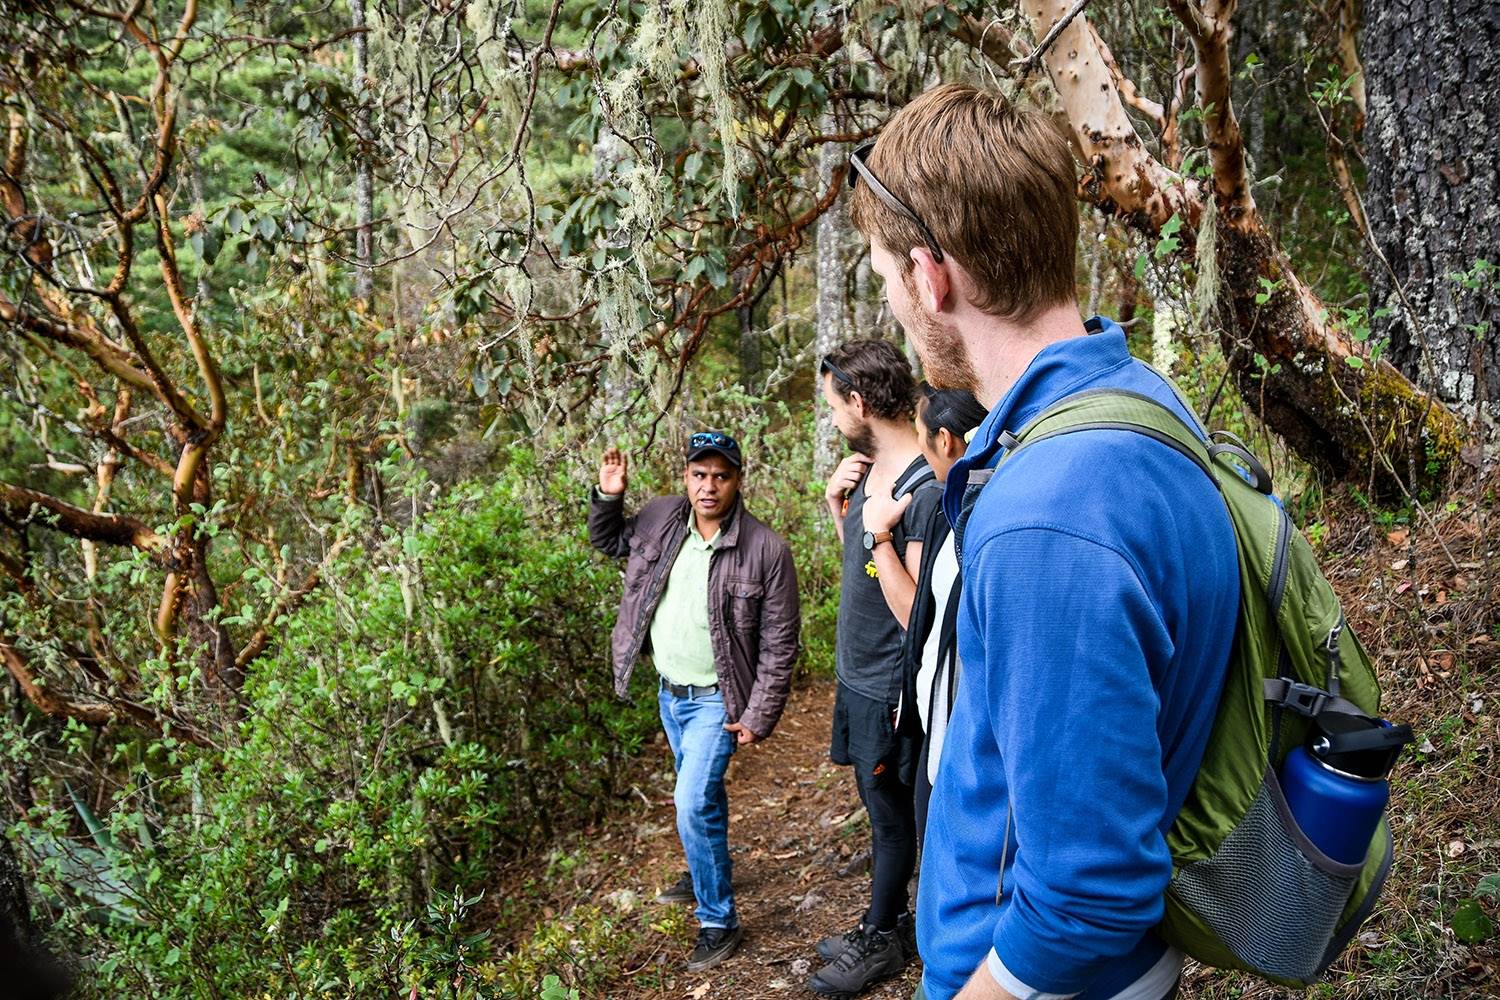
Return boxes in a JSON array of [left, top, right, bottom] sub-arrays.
[[654, 870, 695, 905], [815, 920, 869, 963], [894, 910, 917, 961], [815, 912, 916, 963], [807, 925, 907, 998], [686, 924, 743, 971]]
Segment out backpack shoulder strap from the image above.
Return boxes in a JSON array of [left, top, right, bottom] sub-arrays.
[[894, 462, 938, 499], [997, 388, 1216, 481]]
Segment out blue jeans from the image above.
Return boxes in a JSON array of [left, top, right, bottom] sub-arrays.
[[658, 683, 738, 929]]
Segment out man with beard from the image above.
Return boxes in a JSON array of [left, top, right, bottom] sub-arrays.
[[589, 432, 800, 971], [847, 85, 1239, 1000], [809, 338, 944, 998]]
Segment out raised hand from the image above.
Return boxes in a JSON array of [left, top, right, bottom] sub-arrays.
[[599, 447, 629, 495]]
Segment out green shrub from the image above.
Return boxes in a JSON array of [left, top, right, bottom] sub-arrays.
[[10, 447, 657, 998]]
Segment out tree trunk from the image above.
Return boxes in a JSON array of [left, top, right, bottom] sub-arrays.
[[1021, 0, 1464, 492], [852, 249, 880, 336], [1364, 0, 1499, 454], [735, 263, 761, 389], [814, 117, 851, 480], [351, 0, 375, 305], [593, 127, 634, 416], [1214, 223, 1464, 481]]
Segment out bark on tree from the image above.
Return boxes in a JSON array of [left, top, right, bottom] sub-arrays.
[[1021, 0, 1464, 490], [351, 0, 376, 306], [814, 117, 851, 480], [0, 4, 341, 734], [735, 262, 762, 388], [1363, 0, 1499, 451]]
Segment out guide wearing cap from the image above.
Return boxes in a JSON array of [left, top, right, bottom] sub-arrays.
[[587, 430, 800, 972]]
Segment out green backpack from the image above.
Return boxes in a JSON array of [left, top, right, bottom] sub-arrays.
[[991, 388, 1395, 987]]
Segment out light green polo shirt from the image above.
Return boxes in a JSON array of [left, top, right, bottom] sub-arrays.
[[650, 512, 720, 687]]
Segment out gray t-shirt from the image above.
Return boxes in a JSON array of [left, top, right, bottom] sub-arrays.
[[835, 455, 944, 704]]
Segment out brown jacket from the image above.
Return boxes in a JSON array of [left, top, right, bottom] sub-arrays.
[[588, 490, 800, 739]]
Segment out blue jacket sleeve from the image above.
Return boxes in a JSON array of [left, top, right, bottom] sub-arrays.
[[968, 524, 1176, 995]]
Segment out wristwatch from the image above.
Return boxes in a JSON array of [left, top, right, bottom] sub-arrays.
[[862, 530, 893, 551]]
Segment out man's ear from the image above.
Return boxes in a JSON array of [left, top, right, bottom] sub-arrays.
[[847, 389, 867, 419], [909, 246, 951, 313]]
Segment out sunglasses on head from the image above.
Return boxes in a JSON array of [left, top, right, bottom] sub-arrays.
[[689, 431, 738, 451], [819, 358, 859, 392], [848, 140, 945, 263]]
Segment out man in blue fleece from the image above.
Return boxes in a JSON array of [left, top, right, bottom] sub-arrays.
[[846, 84, 1240, 1000]]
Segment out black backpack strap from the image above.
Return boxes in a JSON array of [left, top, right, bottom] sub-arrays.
[[936, 574, 962, 718], [894, 463, 938, 499]]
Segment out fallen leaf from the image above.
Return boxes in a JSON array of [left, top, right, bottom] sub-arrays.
[[1391, 558, 1410, 571], [1387, 528, 1410, 545], [1396, 580, 1412, 594], [689, 982, 711, 999], [1436, 591, 1448, 604], [1448, 839, 1467, 858]]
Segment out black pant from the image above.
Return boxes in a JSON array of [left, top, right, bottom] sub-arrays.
[[854, 760, 917, 930], [831, 682, 920, 932]]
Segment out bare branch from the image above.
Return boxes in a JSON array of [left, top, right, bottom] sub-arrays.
[[234, 537, 352, 671], [1164, 0, 1257, 226], [1, 639, 114, 726], [1, 638, 215, 747], [1020, 1, 1201, 228], [0, 481, 164, 551], [1016, 0, 1094, 77]]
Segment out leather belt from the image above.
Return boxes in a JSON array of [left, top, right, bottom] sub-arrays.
[[661, 678, 719, 698]]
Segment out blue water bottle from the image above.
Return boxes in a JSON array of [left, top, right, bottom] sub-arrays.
[[1281, 711, 1412, 865]]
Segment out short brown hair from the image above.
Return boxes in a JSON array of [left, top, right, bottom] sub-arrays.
[[821, 338, 917, 421], [850, 84, 1079, 322]]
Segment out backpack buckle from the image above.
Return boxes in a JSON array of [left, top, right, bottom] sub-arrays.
[[1264, 678, 1330, 717]]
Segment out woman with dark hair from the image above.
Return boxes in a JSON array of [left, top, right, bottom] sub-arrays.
[[898, 383, 987, 843]]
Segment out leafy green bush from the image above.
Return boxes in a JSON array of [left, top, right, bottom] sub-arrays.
[[9, 448, 657, 998]]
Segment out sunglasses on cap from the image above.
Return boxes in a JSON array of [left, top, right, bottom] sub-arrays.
[[689, 431, 738, 451], [848, 140, 946, 263]]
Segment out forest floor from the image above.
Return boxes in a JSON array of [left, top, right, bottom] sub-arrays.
[[488, 678, 923, 999], [487, 476, 1499, 1000]]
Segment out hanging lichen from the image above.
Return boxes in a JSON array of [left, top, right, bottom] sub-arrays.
[[694, 0, 747, 215], [1194, 195, 1220, 320], [1152, 304, 1182, 374], [632, 0, 689, 86]]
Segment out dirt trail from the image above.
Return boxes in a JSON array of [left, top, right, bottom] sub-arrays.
[[492, 489, 1500, 1000], [539, 677, 923, 1000]]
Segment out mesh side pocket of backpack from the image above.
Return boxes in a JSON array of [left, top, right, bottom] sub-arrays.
[[1166, 768, 1363, 983]]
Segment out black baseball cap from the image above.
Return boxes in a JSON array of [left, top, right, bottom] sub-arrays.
[[685, 430, 743, 468]]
